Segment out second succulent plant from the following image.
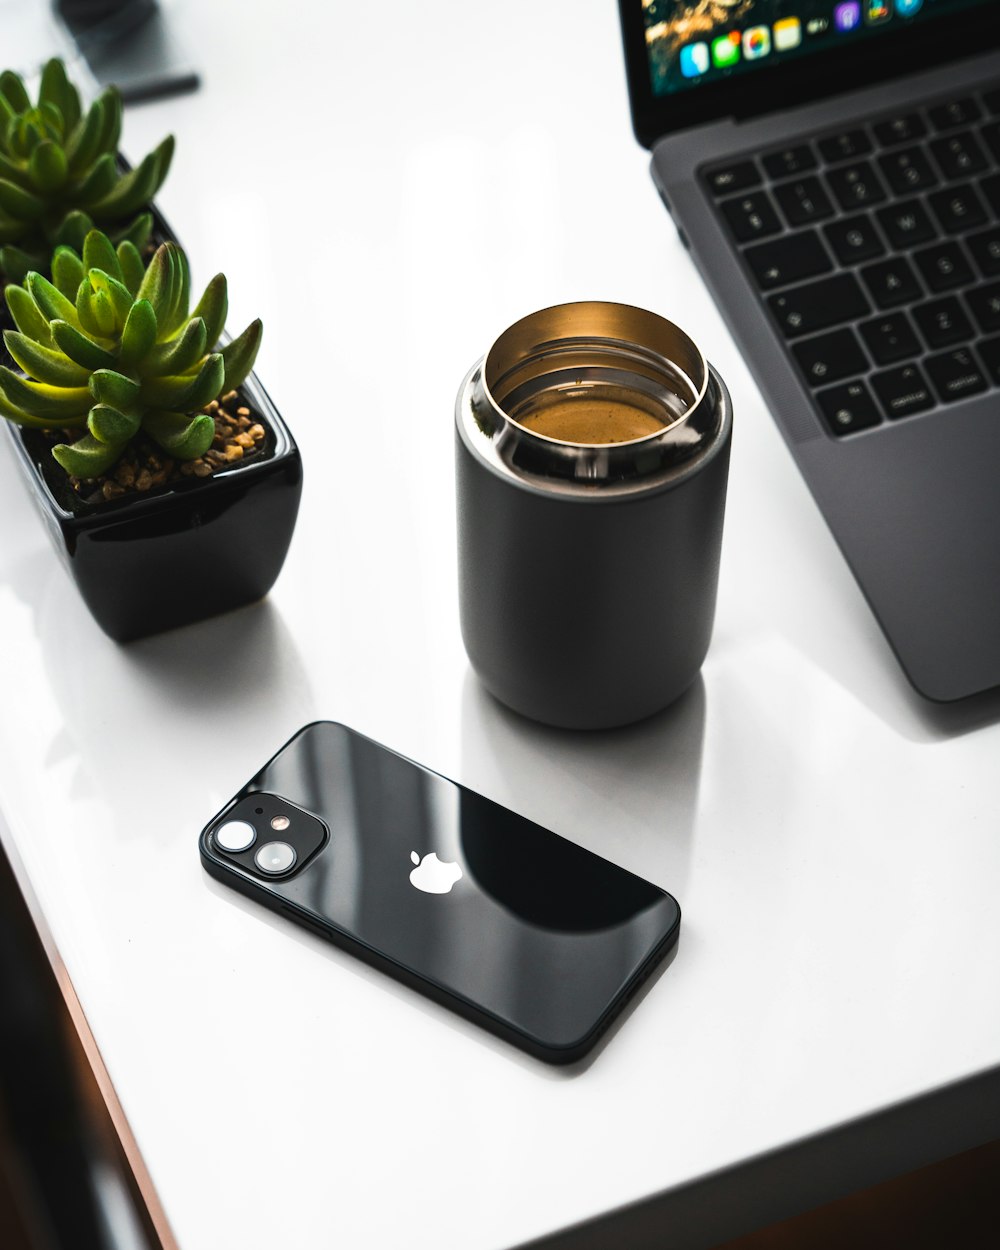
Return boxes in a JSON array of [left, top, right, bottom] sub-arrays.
[[0, 229, 262, 479], [0, 58, 173, 284]]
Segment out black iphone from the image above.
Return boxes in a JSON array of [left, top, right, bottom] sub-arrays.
[[199, 721, 681, 1064]]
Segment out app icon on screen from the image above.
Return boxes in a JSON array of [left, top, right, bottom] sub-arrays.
[[680, 42, 710, 78], [895, 0, 923, 15], [712, 33, 741, 69], [773, 17, 803, 51], [864, 0, 891, 23], [742, 26, 772, 61], [834, 3, 862, 32]]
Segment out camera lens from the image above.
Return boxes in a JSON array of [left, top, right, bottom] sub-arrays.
[[255, 841, 296, 875], [215, 820, 256, 852]]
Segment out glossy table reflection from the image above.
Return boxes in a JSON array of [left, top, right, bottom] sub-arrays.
[[2, 2, 1000, 1248]]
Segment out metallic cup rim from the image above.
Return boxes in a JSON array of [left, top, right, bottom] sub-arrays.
[[481, 301, 710, 449]]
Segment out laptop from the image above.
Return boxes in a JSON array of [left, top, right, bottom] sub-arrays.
[[619, 1, 1000, 702]]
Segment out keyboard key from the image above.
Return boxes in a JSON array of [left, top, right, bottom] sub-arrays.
[[827, 161, 887, 210], [762, 145, 817, 179], [913, 296, 975, 348], [981, 175, 1000, 217], [861, 257, 922, 309], [925, 347, 988, 404], [929, 131, 989, 180], [913, 241, 974, 293], [929, 183, 988, 234], [823, 214, 884, 265], [876, 200, 936, 250], [976, 335, 1000, 385], [744, 230, 832, 290], [874, 114, 926, 147], [774, 177, 835, 227], [721, 191, 782, 242], [928, 98, 982, 130], [768, 273, 869, 338], [981, 122, 1000, 164], [706, 161, 761, 196], [877, 147, 938, 195], [871, 364, 935, 420], [818, 129, 872, 164], [965, 282, 1000, 334], [792, 328, 868, 387], [860, 312, 922, 365], [967, 227, 1000, 278], [816, 380, 881, 435]]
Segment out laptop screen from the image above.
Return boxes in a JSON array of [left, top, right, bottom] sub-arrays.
[[621, 0, 1000, 144], [645, 1, 989, 98]]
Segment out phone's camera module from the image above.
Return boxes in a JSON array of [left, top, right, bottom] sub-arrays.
[[215, 820, 256, 852], [255, 841, 297, 875]]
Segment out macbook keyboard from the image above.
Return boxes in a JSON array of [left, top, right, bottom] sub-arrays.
[[706, 85, 1000, 438]]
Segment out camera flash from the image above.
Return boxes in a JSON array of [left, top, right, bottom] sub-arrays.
[[271, 815, 290, 831]]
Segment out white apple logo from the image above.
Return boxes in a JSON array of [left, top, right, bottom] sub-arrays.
[[409, 851, 463, 895]]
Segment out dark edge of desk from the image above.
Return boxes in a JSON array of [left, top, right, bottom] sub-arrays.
[[0, 802, 180, 1250], [515, 1057, 1000, 1250]]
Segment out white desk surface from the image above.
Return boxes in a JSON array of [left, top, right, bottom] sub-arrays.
[[3, 2, 1000, 1248]]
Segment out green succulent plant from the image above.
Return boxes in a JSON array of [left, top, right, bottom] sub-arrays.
[[0, 228, 262, 479], [0, 58, 173, 284]]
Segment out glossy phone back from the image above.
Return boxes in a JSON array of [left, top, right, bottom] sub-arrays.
[[199, 721, 680, 1063]]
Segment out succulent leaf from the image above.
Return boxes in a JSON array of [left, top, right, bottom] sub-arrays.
[[92, 287, 117, 337], [89, 369, 141, 413], [143, 410, 215, 460], [52, 210, 93, 254], [83, 230, 122, 281], [190, 274, 228, 348], [74, 151, 117, 206], [28, 140, 68, 192], [90, 270, 134, 329], [88, 403, 141, 445], [0, 177, 44, 219], [0, 71, 30, 115], [142, 352, 224, 411], [89, 138, 171, 221], [0, 371, 90, 421], [64, 98, 104, 172], [6, 284, 55, 346], [3, 331, 89, 386], [161, 246, 191, 339], [1, 230, 263, 481], [146, 316, 206, 376], [52, 432, 123, 478], [117, 240, 144, 295], [221, 319, 263, 392], [27, 271, 80, 326], [51, 319, 116, 370], [118, 299, 157, 369], [0, 244, 35, 284], [51, 246, 85, 299], [38, 59, 71, 122], [0, 149, 27, 186], [114, 212, 153, 254]]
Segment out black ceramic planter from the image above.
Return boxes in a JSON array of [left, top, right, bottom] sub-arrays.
[[5, 369, 302, 641]]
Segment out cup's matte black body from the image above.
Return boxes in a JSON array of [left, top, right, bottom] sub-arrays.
[[199, 721, 681, 1064], [456, 372, 732, 730]]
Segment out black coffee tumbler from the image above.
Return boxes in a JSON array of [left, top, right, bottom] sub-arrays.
[[455, 302, 732, 730]]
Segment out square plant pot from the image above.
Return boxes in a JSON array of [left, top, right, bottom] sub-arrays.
[[4, 369, 302, 641]]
